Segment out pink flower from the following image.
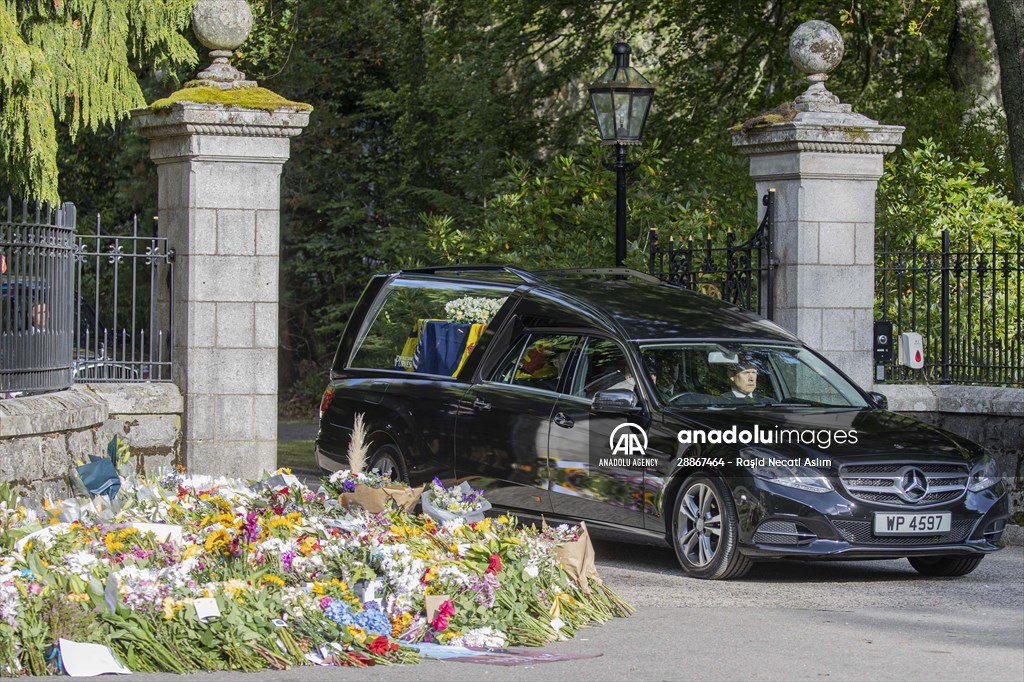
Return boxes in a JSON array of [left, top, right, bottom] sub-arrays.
[[320, 597, 333, 610], [431, 600, 455, 631]]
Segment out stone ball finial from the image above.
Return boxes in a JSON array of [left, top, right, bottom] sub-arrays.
[[789, 20, 846, 112], [192, 0, 256, 89], [789, 20, 844, 76]]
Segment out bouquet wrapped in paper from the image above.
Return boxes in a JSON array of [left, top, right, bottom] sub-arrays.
[[339, 482, 424, 514], [327, 469, 423, 513], [421, 478, 491, 523], [548, 522, 602, 593]]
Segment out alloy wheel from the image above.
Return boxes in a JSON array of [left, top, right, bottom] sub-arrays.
[[676, 481, 723, 567]]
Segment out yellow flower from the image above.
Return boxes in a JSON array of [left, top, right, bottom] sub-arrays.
[[262, 574, 285, 587], [118, 527, 139, 540], [448, 543, 460, 556], [66, 593, 90, 603], [347, 626, 367, 644], [496, 515, 510, 525], [268, 517, 294, 529], [161, 596, 179, 620], [391, 612, 413, 638], [223, 579, 248, 597], [182, 544, 202, 560], [475, 518, 492, 533], [297, 536, 320, 556], [311, 582, 326, 595], [204, 528, 231, 553], [103, 531, 125, 553]]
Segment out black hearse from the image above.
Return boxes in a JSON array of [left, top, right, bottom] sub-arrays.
[[317, 267, 1007, 579]]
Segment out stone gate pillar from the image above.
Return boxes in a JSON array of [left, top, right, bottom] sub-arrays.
[[132, 1, 310, 476], [732, 21, 903, 389]]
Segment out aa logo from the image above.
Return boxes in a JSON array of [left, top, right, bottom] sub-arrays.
[[609, 423, 648, 456]]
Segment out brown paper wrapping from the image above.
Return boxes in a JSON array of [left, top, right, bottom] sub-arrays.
[[338, 483, 424, 514], [552, 521, 603, 593]]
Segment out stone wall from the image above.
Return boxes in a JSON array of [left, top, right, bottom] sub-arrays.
[[877, 384, 1024, 545], [0, 384, 182, 502]]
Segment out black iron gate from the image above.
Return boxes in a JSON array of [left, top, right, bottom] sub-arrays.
[[648, 190, 775, 318], [2, 198, 174, 396], [1, 199, 77, 394]]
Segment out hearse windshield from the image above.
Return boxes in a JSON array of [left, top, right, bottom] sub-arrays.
[[638, 343, 869, 409]]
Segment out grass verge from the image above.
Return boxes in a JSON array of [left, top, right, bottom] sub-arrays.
[[278, 440, 317, 471]]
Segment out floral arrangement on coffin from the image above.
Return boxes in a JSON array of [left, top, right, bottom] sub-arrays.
[[0, 455, 632, 676], [444, 296, 507, 325], [324, 414, 422, 513], [421, 478, 491, 524]]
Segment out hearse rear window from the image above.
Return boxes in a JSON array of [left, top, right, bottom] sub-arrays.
[[349, 280, 509, 375]]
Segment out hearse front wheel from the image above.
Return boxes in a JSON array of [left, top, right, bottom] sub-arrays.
[[671, 474, 752, 580]]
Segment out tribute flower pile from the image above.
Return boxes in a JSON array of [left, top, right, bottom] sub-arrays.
[[0, 463, 632, 676]]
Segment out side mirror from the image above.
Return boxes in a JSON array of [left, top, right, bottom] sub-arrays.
[[867, 391, 888, 410], [592, 389, 643, 415]]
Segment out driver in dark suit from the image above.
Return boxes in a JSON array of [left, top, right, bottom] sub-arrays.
[[723, 361, 759, 400]]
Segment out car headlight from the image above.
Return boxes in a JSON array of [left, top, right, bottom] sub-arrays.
[[740, 448, 834, 493], [968, 454, 1000, 492]]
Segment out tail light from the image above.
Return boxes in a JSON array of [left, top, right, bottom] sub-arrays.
[[319, 386, 336, 419]]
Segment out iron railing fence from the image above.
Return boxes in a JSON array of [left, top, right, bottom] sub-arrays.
[[648, 190, 775, 319], [73, 212, 174, 384], [877, 231, 1023, 386], [0, 199, 77, 394], [1, 198, 173, 395]]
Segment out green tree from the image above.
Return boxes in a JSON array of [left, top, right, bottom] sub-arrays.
[[0, 1, 196, 204], [987, 0, 1024, 203]]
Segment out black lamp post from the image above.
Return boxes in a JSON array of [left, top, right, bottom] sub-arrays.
[[588, 42, 655, 267]]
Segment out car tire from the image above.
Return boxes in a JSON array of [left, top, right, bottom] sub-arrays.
[[366, 440, 409, 484], [907, 555, 984, 577], [671, 473, 753, 580]]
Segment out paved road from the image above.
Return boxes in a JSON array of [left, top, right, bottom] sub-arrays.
[[279, 422, 318, 441], [100, 542, 1023, 682]]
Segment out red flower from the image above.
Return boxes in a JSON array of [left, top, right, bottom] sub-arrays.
[[485, 552, 502, 575], [431, 600, 455, 631], [368, 636, 398, 655]]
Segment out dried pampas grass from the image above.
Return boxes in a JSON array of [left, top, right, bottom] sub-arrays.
[[347, 412, 368, 474]]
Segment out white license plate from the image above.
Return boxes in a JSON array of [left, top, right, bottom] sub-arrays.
[[873, 512, 951, 536]]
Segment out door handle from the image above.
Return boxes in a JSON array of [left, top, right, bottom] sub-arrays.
[[553, 412, 574, 428], [472, 398, 491, 411]]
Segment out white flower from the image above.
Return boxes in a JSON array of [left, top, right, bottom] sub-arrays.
[[444, 296, 507, 324], [454, 627, 507, 648]]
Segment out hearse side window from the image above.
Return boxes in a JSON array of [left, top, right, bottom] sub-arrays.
[[570, 337, 631, 399], [490, 333, 577, 393], [349, 281, 509, 375]]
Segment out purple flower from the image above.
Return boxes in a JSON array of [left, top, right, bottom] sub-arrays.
[[282, 551, 296, 570], [342, 479, 357, 493]]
